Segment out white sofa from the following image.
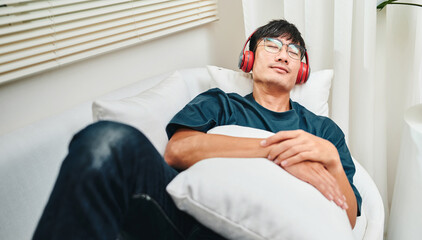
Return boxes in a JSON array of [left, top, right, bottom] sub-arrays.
[[0, 67, 384, 240]]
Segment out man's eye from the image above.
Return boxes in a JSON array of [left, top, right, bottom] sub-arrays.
[[289, 51, 299, 56]]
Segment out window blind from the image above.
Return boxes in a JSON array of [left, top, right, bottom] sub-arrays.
[[0, 0, 219, 84]]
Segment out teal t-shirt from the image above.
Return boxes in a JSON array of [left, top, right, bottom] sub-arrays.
[[166, 88, 362, 216]]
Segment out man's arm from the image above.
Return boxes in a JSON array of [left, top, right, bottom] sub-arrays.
[[261, 129, 357, 227], [164, 128, 268, 169], [164, 128, 351, 223]]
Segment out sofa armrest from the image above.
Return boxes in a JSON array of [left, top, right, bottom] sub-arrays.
[[0, 103, 93, 240], [352, 157, 385, 240]]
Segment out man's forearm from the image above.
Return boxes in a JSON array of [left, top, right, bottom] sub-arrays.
[[329, 165, 358, 228], [164, 128, 268, 170]]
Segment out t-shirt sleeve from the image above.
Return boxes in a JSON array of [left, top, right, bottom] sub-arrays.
[[321, 118, 362, 217], [166, 88, 234, 139]]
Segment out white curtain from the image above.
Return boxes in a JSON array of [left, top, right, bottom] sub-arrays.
[[241, 0, 422, 238], [387, 2, 422, 238]]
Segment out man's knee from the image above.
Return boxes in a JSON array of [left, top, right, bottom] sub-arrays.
[[73, 120, 151, 148], [64, 121, 155, 173]]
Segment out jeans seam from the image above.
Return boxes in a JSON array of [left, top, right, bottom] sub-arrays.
[[185, 224, 202, 240], [133, 193, 186, 240]]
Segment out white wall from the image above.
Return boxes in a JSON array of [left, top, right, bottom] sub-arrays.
[[0, 0, 245, 136]]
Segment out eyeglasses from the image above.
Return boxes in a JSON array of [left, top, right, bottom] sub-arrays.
[[259, 37, 305, 60]]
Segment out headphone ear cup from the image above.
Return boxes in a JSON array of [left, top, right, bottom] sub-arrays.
[[296, 62, 310, 84], [303, 63, 310, 83], [240, 51, 254, 72], [296, 62, 304, 84]]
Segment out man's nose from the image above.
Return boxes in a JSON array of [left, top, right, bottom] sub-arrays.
[[275, 46, 289, 63]]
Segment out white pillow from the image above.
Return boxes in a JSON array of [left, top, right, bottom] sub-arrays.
[[207, 65, 333, 117], [92, 71, 190, 155], [167, 125, 354, 240]]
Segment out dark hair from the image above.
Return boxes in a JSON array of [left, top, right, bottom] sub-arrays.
[[249, 19, 306, 53]]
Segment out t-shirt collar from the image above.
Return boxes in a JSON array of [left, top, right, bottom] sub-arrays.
[[245, 93, 297, 114]]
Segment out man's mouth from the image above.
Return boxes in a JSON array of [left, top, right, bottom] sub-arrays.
[[271, 65, 289, 74]]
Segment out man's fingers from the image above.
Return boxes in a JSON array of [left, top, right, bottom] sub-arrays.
[[325, 181, 348, 209], [318, 169, 347, 209], [273, 144, 306, 164], [313, 183, 333, 201], [309, 171, 336, 201], [277, 151, 310, 166], [260, 130, 301, 146], [307, 164, 348, 210], [282, 161, 348, 210], [267, 139, 298, 161]]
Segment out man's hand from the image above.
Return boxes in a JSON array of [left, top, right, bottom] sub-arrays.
[[282, 161, 348, 210], [261, 130, 341, 171], [261, 130, 358, 226]]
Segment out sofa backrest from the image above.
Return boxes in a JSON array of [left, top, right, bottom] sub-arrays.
[[92, 68, 212, 155]]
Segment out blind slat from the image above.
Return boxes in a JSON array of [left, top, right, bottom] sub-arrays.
[[0, 10, 217, 67], [0, 0, 213, 44], [0, 7, 217, 59], [0, 0, 219, 84], [0, 0, 175, 36], [0, 0, 91, 16], [0, 0, 172, 28], [0, 16, 218, 84], [0, 0, 133, 23], [0, 0, 33, 5]]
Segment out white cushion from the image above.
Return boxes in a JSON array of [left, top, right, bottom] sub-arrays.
[[92, 71, 190, 155], [167, 125, 354, 240], [207, 65, 333, 117]]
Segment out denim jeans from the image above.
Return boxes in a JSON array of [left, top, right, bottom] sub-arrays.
[[32, 121, 225, 240]]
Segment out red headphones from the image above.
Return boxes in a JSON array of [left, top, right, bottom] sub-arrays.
[[238, 31, 311, 84]]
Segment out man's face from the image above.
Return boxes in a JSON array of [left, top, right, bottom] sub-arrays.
[[251, 36, 302, 92]]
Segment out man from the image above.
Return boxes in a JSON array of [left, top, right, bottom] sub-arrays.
[[33, 19, 361, 240]]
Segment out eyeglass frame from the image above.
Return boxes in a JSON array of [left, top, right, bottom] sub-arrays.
[[256, 37, 306, 60]]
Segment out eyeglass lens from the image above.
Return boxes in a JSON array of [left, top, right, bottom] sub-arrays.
[[263, 38, 303, 60]]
